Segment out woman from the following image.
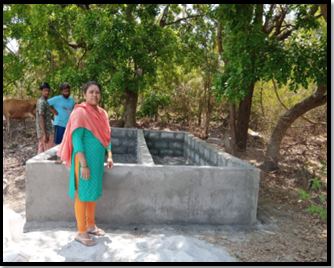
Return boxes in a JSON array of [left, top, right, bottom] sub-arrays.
[[58, 81, 113, 246]]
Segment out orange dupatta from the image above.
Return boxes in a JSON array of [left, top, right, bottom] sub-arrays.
[[57, 102, 111, 168]]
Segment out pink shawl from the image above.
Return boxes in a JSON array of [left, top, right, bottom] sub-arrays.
[[57, 102, 111, 168]]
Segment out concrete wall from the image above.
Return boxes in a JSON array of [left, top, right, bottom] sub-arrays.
[[144, 130, 184, 157], [110, 128, 137, 163], [137, 130, 154, 165], [184, 133, 254, 168], [25, 128, 260, 226]]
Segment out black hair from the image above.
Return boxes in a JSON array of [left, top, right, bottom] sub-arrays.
[[60, 82, 70, 91], [39, 82, 50, 90], [83, 81, 101, 94]]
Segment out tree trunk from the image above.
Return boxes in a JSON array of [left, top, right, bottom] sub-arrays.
[[119, 87, 138, 128], [235, 83, 255, 151], [197, 109, 202, 127], [200, 106, 213, 139], [187, 86, 192, 128], [199, 81, 213, 139], [320, 4, 327, 23], [264, 85, 327, 172], [119, 5, 138, 128], [229, 103, 237, 155], [50, 53, 56, 72], [217, 22, 223, 56]]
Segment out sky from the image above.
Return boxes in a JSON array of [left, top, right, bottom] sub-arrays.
[[7, 39, 18, 52]]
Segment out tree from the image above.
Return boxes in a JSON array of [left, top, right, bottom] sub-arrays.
[[264, 85, 327, 172], [264, 8, 327, 172], [213, 4, 266, 151], [3, 5, 26, 94], [170, 4, 218, 138], [3, 4, 181, 127], [213, 4, 325, 152]]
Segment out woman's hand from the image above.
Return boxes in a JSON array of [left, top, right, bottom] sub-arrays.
[[81, 167, 91, 180], [107, 158, 114, 170]]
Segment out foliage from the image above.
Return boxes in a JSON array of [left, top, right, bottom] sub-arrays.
[[298, 189, 311, 200], [3, 4, 327, 133], [139, 92, 171, 118], [298, 159, 327, 221], [306, 203, 327, 220], [250, 79, 326, 136], [298, 186, 327, 220], [212, 4, 327, 103], [3, 4, 179, 109]]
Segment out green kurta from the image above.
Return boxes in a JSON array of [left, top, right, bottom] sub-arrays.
[[69, 127, 111, 202]]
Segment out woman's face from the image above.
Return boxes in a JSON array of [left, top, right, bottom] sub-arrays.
[[83, 84, 101, 107]]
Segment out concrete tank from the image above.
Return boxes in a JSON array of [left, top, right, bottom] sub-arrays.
[[25, 128, 260, 226]]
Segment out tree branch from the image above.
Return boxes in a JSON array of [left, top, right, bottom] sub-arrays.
[[320, 4, 327, 22], [159, 4, 171, 27], [277, 29, 292, 41], [263, 10, 281, 34], [262, 4, 275, 33], [273, 6, 287, 36], [277, 4, 319, 41], [54, 27, 86, 49], [126, 4, 134, 23], [68, 39, 85, 49], [77, 49, 87, 70], [217, 21, 223, 56], [3, 79, 18, 88], [165, 15, 204, 26], [272, 78, 327, 125]]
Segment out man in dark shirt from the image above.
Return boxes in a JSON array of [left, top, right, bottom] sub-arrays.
[[36, 82, 54, 154]]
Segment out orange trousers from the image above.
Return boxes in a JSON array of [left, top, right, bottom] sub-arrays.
[[75, 154, 96, 233]]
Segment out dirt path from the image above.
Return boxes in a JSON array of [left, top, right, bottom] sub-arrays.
[[3, 119, 327, 262]]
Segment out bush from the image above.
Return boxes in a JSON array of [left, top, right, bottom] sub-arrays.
[[140, 93, 171, 118]]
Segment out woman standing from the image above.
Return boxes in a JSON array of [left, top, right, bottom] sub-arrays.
[[58, 81, 113, 246]]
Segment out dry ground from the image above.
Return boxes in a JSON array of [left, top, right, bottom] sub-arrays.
[[3, 118, 328, 262]]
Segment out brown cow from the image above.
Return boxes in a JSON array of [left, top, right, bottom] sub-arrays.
[[3, 98, 38, 133]]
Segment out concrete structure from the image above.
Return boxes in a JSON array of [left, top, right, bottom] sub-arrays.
[[25, 128, 260, 226], [109, 128, 137, 163]]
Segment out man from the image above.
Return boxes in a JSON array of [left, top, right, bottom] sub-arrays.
[[36, 82, 54, 154], [48, 82, 75, 163]]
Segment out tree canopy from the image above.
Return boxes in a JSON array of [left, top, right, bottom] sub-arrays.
[[3, 4, 327, 155], [213, 4, 327, 102]]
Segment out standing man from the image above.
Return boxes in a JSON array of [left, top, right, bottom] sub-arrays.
[[48, 82, 75, 163], [36, 82, 54, 154]]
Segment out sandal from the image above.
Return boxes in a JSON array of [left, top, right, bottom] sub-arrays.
[[75, 236, 96, 246], [87, 227, 106, 236], [55, 159, 63, 164]]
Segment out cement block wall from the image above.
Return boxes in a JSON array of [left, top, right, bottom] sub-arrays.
[[144, 129, 254, 169], [109, 128, 137, 163], [137, 130, 155, 165], [184, 133, 252, 168], [143, 130, 185, 157], [25, 128, 260, 226]]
